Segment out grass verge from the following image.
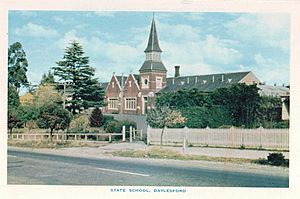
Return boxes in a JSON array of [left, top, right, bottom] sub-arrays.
[[112, 147, 254, 164], [8, 140, 106, 149]]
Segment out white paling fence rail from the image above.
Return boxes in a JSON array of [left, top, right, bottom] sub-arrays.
[[147, 127, 289, 150], [8, 126, 140, 143], [8, 133, 123, 142]]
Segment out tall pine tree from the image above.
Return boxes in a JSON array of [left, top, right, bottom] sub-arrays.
[[52, 41, 104, 114]]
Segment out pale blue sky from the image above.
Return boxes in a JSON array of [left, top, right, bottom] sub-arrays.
[[8, 11, 290, 89]]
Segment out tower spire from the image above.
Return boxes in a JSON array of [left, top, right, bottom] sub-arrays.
[[144, 15, 162, 53]]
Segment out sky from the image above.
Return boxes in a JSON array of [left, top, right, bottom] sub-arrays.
[[8, 11, 290, 90]]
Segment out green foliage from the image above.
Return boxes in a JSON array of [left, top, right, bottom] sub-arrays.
[[146, 106, 185, 128], [33, 84, 63, 109], [267, 153, 287, 166], [157, 88, 212, 108], [26, 120, 38, 130], [69, 114, 90, 132], [105, 120, 137, 134], [103, 115, 115, 130], [7, 108, 23, 134], [106, 121, 123, 133], [40, 71, 55, 85], [37, 104, 71, 133], [18, 104, 39, 125], [257, 96, 282, 127], [89, 108, 104, 127], [8, 85, 20, 110], [211, 83, 261, 128], [273, 121, 289, 128], [181, 106, 232, 128], [8, 42, 29, 89], [254, 153, 289, 167], [52, 41, 104, 114]]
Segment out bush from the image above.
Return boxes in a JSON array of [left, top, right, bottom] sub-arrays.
[[70, 114, 90, 133], [106, 121, 123, 133], [273, 121, 289, 128], [105, 120, 137, 136], [103, 115, 115, 130], [89, 108, 104, 127], [267, 153, 287, 166], [27, 120, 38, 130]]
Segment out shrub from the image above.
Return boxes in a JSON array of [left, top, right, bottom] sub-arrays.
[[273, 121, 289, 128], [105, 120, 137, 136], [27, 120, 38, 130], [103, 115, 115, 130], [106, 121, 123, 133], [89, 108, 104, 127], [267, 153, 286, 166], [121, 120, 137, 137], [70, 114, 90, 133]]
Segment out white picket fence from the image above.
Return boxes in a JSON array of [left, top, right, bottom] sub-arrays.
[[147, 127, 289, 150]]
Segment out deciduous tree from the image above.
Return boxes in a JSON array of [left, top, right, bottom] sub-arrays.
[[147, 106, 185, 148]]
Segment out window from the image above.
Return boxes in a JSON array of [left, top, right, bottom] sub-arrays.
[[112, 82, 115, 88], [125, 98, 136, 110], [156, 77, 162, 89], [142, 76, 149, 88], [108, 98, 118, 109]]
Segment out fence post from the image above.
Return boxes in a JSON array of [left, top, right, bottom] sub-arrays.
[[133, 128, 136, 140], [129, 126, 133, 143], [183, 137, 188, 153], [75, 134, 77, 141], [85, 135, 87, 141], [109, 135, 112, 143], [147, 125, 150, 145], [259, 126, 263, 149], [122, 126, 126, 142], [140, 129, 143, 141]]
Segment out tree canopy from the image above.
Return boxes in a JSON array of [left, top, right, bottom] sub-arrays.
[[8, 42, 29, 90], [52, 41, 104, 114], [154, 84, 283, 128]]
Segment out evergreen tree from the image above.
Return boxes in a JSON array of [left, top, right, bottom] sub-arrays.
[[52, 41, 104, 114], [40, 71, 55, 85], [90, 108, 104, 127], [8, 42, 29, 90]]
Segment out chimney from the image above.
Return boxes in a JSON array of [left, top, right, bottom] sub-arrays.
[[174, 65, 180, 77], [221, 74, 224, 82], [195, 76, 198, 83], [187, 77, 189, 84], [212, 75, 215, 83]]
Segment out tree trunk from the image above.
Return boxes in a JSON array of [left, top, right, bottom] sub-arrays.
[[160, 127, 165, 149], [9, 128, 13, 139], [50, 129, 53, 142]]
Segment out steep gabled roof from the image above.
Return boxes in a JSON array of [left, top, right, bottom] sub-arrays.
[[144, 18, 162, 53], [159, 71, 253, 93]]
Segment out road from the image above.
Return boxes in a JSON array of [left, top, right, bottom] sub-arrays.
[[7, 149, 288, 187]]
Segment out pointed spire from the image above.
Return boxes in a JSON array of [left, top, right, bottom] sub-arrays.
[[144, 16, 162, 53]]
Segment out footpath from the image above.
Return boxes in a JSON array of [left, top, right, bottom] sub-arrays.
[[8, 141, 289, 160]]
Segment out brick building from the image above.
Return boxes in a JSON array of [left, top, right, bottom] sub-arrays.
[[101, 17, 289, 117]]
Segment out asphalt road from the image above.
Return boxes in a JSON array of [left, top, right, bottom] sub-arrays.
[[7, 149, 288, 187]]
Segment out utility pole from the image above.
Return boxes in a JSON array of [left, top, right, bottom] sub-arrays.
[[120, 73, 124, 117]]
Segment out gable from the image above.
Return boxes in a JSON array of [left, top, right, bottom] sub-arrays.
[[105, 75, 121, 96], [123, 74, 140, 96], [239, 71, 261, 85]]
